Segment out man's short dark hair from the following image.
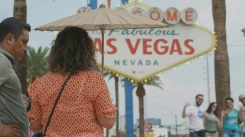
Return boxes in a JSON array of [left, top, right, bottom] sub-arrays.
[[195, 94, 203, 99], [0, 17, 31, 42]]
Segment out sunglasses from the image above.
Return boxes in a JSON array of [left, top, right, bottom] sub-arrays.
[[197, 98, 204, 102], [239, 98, 245, 101]]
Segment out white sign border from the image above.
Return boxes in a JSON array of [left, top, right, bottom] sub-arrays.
[[95, 24, 216, 82]]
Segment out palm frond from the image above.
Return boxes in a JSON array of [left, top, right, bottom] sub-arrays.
[[27, 46, 49, 85], [121, 75, 163, 90]]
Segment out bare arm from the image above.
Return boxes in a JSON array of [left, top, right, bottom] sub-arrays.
[[219, 111, 225, 130], [182, 102, 190, 118], [182, 106, 187, 118], [203, 112, 207, 127], [217, 117, 222, 130], [30, 119, 43, 131], [0, 120, 20, 137], [92, 72, 117, 129], [96, 111, 116, 129], [239, 107, 245, 122]]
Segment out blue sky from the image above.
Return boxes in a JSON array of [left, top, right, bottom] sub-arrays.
[[1, 0, 245, 127]]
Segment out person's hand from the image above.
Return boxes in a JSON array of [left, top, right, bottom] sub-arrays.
[[0, 124, 20, 137], [220, 111, 225, 118], [220, 110, 227, 118], [184, 101, 190, 107], [239, 105, 244, 112]]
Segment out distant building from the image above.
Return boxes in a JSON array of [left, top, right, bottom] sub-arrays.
[[136, 118, 162, 127], [135, 118, 189, 137]]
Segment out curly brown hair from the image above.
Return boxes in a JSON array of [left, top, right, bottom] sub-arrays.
[[47, 27, 96, 74]]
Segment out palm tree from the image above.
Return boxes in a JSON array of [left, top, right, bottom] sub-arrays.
[[104, 71, 120, 137], [27, 46, 49, 85], [13, 0, 28, 91], [122, 75, 163, 137], [136, 76, 163, 137], [136, 82, 145, 137], [212, 0, 230, 115], [114, 75, 119, 137]]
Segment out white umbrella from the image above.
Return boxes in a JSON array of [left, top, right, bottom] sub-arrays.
[[35, 4, 170, 74]]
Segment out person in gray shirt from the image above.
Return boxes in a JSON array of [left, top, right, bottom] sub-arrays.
[[0, 17, 31, 137]]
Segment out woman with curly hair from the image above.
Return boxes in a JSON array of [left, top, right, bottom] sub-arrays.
[[203, 102, 221, 137], [28, 27, 116, 137]]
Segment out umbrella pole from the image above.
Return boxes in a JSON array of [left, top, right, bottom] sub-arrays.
[[101, 29, 105, 75]]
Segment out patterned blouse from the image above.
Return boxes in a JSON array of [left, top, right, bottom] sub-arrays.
[[28, 70, 116, 137]]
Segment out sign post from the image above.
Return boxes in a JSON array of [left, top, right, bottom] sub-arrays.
[[125, 79, 134, 137]]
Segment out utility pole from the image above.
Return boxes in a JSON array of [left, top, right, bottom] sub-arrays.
[[145, 95, 148, 135], [175, 115, 178, 136], [206, 54, 211, 103], [87, 0, 89, 6]]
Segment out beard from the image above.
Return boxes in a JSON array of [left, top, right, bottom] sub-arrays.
[[196, 101, 202, 106]]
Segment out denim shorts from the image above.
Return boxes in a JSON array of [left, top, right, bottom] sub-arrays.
[[190, 132, 200, 137], [222, 129, 240, 137], [190, 131, 205, 137]]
